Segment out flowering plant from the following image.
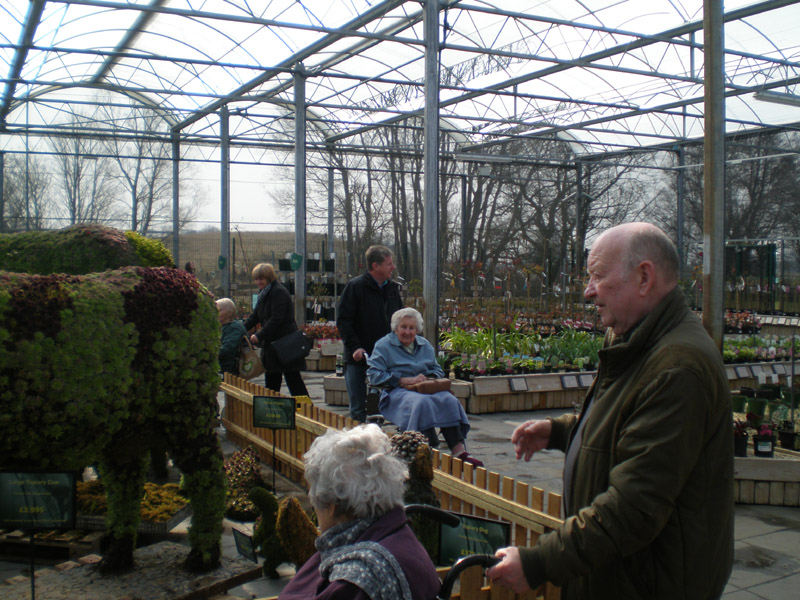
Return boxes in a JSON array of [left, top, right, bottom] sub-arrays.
[[757, 424, 773, 438], [733, 419, 749, 437]]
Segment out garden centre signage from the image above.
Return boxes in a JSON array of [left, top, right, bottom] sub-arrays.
[[0, 471, 76, 530], [232, 527, 258, 562], [439, 513, 510, 566], [253, 396, 296, 430]]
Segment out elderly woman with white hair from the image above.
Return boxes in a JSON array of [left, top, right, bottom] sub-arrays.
[[278, 424, 441, 600], [215, 297, 247, 375], [367, 308, 483, 467]]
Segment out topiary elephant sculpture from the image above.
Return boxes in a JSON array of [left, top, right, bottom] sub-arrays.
[[0, 266, 225, 573]]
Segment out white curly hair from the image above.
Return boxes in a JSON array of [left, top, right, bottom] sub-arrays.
[[304, 424, 408, 520]]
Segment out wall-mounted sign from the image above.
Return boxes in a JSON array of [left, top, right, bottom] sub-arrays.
[[289, 253, 303, 271], [0, 471, 76, 530], [253, 396, 296, 430]]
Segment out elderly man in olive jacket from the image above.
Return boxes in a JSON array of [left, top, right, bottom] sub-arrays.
[[488, 222, 734, 599]]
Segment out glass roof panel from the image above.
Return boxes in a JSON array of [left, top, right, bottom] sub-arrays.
[[1, 0, 798, 159]]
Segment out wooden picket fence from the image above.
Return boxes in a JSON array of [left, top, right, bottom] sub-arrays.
[[220, 373, 563, 600]]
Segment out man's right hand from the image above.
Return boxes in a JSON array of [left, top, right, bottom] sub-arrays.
[[511, 419, 552, 461], [352, 348, 367, 362]]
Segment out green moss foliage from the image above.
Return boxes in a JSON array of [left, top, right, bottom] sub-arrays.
[[124, 231, 175, 267], [0, 266, 224, 572], [0, 224, 174, 274]]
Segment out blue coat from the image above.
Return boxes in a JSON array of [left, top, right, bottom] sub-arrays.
[[367, 333, 470, 437]]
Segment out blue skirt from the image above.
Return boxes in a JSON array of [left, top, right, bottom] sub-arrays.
[[379, 387, 470, 439]]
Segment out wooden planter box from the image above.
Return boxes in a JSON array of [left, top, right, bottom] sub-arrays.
[[305, 349, 336, 371], [466, 372, 595, 414], [734, 451, 800, 507]]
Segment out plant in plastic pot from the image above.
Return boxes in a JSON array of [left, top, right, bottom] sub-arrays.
[[753, 424, 775, 458], [733, 419, 749, 458]]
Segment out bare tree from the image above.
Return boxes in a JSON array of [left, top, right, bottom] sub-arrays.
[[1, 153, 52, 231], [97, 97, 200, 234], [50, 128, 121, 227]]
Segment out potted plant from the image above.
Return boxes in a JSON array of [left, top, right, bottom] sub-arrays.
[[733, 419, 749, 458], [753, 424, 775, 458], [777, 420, 797, 450]]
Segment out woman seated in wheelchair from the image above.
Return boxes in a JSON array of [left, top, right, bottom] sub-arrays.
[[278, 424, 441, 600], [367, 308, 483, 467]]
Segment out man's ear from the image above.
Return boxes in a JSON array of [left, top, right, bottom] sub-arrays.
[[637, 260, 656, 296]]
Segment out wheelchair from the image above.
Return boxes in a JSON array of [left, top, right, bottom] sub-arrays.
[[405, 503, 502, 600]]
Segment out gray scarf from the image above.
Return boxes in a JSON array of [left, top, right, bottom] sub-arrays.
[[317, 517, 412, 600]]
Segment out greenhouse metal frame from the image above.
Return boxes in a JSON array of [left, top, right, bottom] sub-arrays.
[[2, 0, 800, 342]]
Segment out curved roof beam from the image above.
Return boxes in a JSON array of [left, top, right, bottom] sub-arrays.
[[0, 0, 45, 127], [89, 0, 167, 86], [173, 0, 410, 133], [7, 83, 180, 129]]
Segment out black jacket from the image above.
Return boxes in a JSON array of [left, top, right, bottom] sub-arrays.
[[337, 272, 403, 364], [244, 281, 305, 373]]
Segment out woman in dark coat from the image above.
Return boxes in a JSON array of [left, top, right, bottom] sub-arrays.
[[244, 262, 309, 396]]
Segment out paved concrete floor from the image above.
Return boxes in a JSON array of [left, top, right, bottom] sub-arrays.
[[3, 369, 799, 599]]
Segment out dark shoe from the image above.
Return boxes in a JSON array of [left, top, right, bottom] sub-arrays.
[[457, 452, 484, 468]]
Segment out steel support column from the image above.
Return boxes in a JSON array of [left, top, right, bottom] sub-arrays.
[[676, 145, 685, 280], [703, 0, 725, 349], [220, 106, 231, 297], [172, 132, 180, 266], [422, 0, 440, 347], [294, 65, 308, 326]]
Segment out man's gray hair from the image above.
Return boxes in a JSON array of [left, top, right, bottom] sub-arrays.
[[391, 307, 423, 335], [304, 424, 407, 520], [624, 225, 680, 282]]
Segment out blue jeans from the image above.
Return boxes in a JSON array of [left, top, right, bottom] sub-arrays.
[[344, 361, 368, 422]]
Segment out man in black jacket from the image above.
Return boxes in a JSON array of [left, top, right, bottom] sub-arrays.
[[337, 245, 403, 422]]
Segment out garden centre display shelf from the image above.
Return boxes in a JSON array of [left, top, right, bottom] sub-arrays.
[[324, 360, 799, 414]]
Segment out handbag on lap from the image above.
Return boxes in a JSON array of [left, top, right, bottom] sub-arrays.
[[406, 378, 452, 394]]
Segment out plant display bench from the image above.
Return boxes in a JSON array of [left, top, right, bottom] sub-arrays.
[[323, 374, 471, 411], [0, 529, 106, 561], [467, 372, 595, 414], [727, 360, 800, 392], [734, 449, 800, 507]]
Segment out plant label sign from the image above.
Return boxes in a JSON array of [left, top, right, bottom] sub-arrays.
[[0, 471, 76, 530], [232, 527, 258, 562], [253, 396, 296, 430], [439, 513, 510, 566]]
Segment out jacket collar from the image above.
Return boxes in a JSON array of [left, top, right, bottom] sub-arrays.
[[599, 286, 687, 376]]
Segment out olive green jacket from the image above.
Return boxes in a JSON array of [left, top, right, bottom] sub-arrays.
[[521, 287, 734, 599]]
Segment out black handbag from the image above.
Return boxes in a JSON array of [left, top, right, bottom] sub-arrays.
[[270, 330, 312, 366]]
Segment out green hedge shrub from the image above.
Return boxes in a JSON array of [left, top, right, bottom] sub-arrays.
[[0, 224, 175, 274], [0, 266, 224, 573]]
